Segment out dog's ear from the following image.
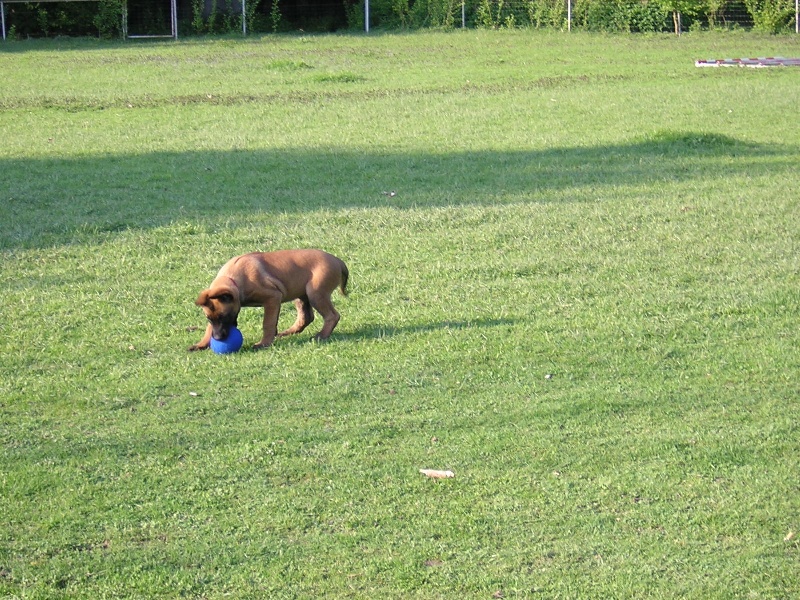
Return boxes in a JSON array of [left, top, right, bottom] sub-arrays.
[[195, 290, 212, 307], [215, 293, 235, 304]]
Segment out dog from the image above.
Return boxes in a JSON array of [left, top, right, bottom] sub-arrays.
[[189, 249, 348, 351]]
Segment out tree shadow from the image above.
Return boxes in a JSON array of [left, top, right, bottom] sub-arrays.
[[1, 131, 796, 249]]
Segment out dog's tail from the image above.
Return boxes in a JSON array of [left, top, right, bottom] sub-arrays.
[[340, 262, 349, 296]]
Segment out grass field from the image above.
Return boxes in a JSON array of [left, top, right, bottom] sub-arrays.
[[1, 30, 799, 598]]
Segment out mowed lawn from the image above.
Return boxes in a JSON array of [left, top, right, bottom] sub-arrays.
[[1, 30, 799, 598]]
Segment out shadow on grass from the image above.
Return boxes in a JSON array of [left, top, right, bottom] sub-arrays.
[[223, 318, 517, 351], [331, 317, 519, 343], [1, 131, 796, 249]]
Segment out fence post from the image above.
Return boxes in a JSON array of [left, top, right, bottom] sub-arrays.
[[567, 0, 571, 31]]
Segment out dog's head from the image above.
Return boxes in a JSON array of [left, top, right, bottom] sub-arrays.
[[195, 284, 241, 341]]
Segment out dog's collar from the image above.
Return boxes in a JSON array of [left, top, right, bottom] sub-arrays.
[[225, 276, 239, 292]]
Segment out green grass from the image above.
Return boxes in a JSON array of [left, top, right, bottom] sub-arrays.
[[1, 30, 799, 598]]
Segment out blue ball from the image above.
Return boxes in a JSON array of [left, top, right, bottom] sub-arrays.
[[210, 327, 244, 355]]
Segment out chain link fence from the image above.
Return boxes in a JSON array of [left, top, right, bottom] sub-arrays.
[[365, 0, 799, 33], [1, 0, 798, 38]]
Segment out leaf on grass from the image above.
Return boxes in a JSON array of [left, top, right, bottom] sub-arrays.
[[420, 469, 455, 479], [424, 559, 443, 567]]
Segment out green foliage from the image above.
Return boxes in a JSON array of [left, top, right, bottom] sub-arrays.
[[191, 0, 255, 35], [208, 0, 220, 32], [345, 0, 366, 29], [192, 0, 206, 33], [572, 0, 671, 32], [1, 0, 795, 34], [245, 0, 262, 32], [270, 0, 282, 32], [391, 0, 412, 27], [526, 0, 568, 28], [409, 0, 460, 27], [2, 1, 106, 37], [35, 3, 50, 36], [655, 0, 703, 33], [743, 0, 795, 31], [474, 0, 531, 28], [93, 0, 124, 38], [476, 0, 499, 27], [703, 0, 730, 29]]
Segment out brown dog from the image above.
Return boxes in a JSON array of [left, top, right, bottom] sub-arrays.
[[189, 249, 348, 351]]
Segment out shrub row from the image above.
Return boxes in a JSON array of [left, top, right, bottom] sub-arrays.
[[371, 0, 796, 33], [2, 0, 796, 38]]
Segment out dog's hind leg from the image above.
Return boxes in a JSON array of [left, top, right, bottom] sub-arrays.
[[279, 297, 314, 336], [309, 293, 340, 340]]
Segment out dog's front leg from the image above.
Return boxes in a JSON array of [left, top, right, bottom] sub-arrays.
[[188, 323, 213, 351], [253, 297, 281, 349]]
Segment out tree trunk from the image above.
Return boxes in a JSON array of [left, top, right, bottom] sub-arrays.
[[673, 10, 682, 35]]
